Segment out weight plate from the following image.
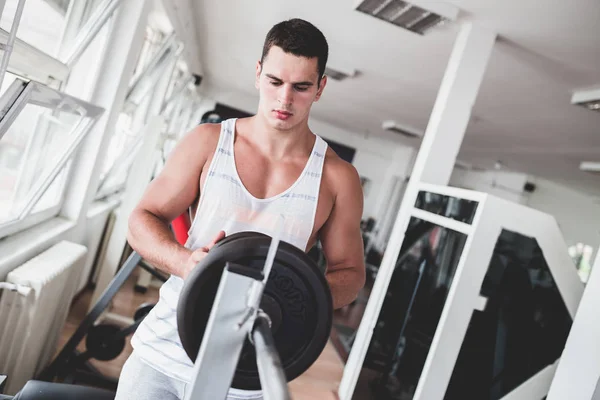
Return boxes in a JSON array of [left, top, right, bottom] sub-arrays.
[[86, 324, 126, 361], [177, 231, 333, 390]]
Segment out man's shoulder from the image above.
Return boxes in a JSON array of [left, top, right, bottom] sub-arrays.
[[177, 123, 222, 155], [322, 147, 362, 195], [187, 122, 222, 143]]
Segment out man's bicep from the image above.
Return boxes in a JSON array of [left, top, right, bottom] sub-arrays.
[[320, 165, 365, 270], [136, 128, 210, 223]]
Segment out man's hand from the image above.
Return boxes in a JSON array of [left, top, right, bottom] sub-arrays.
[[181, 231, 226, 279]]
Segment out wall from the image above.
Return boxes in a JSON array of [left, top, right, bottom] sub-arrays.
[[449, 168, 530, 204], [308, 118, 415, 221], [526, 178, 600, 260], [449, 168, 600, 261]]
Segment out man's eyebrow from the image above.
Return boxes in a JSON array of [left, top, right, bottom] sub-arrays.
[[265, 74, 314, 86]]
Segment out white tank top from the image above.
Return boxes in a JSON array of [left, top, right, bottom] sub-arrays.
[[131, 118, 328, 397]]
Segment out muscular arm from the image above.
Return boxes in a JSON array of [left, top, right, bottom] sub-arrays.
[[126, 125, 216, 277], [320, 161, 366, 310]]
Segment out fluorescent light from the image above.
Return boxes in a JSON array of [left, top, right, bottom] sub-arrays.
[[580, 161, 600, 172], [572, 86, 600, 113]]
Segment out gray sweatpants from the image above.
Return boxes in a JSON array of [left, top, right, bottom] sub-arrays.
[[115, 350, 263, 400]]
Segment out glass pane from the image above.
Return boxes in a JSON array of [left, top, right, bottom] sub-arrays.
[[415, 190, 479, 224], [445, 230, 573, 399], [0, 105, 81, 224], [1, 0, 71, 56], [100, 112, 135, 178], [353, 218, 467, 399], [63, 14, 111, 101]]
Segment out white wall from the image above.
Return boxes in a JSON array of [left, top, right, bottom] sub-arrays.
[[450, 168, 600, 261], [450, 168, 530, 204], [526, 178, 600, 260], [309, 119, 415, 221]]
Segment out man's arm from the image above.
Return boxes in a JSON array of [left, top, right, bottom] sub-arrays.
[[127, 125, 217, 278], [319, 161, 366, 310]]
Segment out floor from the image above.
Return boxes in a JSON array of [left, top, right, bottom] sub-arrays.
[[56, 269, 347, 399]]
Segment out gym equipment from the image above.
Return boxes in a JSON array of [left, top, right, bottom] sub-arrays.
[[6, 231, 330, 399], [38, 252, 166, 390], [178, 231, 333, 399]]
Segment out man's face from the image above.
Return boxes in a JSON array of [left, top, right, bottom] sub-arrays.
[[255, 46, 327, 131]]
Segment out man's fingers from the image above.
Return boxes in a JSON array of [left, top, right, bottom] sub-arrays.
[[191, 247, 209, 261], [208, 230, 226, 248], [190, 231, 226, 263]]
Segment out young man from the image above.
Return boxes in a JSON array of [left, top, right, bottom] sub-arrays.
[[116, 18, 365, 400]]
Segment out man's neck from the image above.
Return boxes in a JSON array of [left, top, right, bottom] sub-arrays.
[[245, 114, 314, 160]]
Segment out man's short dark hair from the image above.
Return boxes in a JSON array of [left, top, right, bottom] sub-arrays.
[[260, 18, 329, 85]]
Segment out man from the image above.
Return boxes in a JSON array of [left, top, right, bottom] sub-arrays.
[[116, 18, 365, 400]]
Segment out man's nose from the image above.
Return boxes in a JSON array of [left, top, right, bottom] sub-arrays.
[[278, 85, 293, 106]]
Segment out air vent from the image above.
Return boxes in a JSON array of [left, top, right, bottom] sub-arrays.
[[324, 67, 357, 81], [580, 161, 600, 174], [354, 0, 458, 35], [382, 120, 423, 138], [572, 86, 600, 113]]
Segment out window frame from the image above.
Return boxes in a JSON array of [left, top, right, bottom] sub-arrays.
[[0, 77, 103, 238]]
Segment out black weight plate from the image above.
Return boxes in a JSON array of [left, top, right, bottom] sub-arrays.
[[177, 231, 333, 390], [86, 324, 126, 361]]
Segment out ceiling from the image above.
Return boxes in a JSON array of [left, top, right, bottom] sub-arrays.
[[175, 0, 600, 196]]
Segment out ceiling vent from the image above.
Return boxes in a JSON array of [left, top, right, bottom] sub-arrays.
[[354, 0, 459, 35], [572, 86, 600, 113], [324, 67, 357, 81], [382, 120, 423, 138], [580, 161, 600, 174]]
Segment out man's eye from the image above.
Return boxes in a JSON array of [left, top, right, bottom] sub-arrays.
[[295, 86, 309, 92], [270, 81, 282, 86]]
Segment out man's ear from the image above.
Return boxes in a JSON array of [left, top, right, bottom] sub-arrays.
[[315, 75, 328, 102], [255, 61, 262, 90]]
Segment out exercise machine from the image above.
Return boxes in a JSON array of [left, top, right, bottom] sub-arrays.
[[38, 252, 167, 391]]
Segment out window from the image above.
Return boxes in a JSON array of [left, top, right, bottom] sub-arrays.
[[95, 30, 180, 198], [0, 78, 103, 236], [568, 243, 595, 283], [1, 0, 71, 57], [61, 14, 112, 101]]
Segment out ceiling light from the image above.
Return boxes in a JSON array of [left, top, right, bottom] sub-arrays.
[[580, 161, 600, 173], [572, 86, 600, 113], [382, 120, 423, 138], [354, 0, 459, 35]]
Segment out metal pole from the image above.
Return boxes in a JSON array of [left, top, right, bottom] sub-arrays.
[[252, 313, 291, 400], [0, 0, 27, 85]]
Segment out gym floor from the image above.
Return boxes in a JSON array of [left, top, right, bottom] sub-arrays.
[[56, 269, 351, 399]]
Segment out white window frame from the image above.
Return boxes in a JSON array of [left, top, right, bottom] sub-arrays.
[[59, 0, 123, 67], [125, 32, 179, 109], [0, 28, 69, 85], [0, 78, 103, 239], [94, 32, 180, 199]]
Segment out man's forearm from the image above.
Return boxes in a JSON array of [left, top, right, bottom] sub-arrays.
[[127, 209, 191, 277], [326, 267, 366, 309]]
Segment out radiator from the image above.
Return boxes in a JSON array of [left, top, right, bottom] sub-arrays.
[[0, 240, 87, 395]]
